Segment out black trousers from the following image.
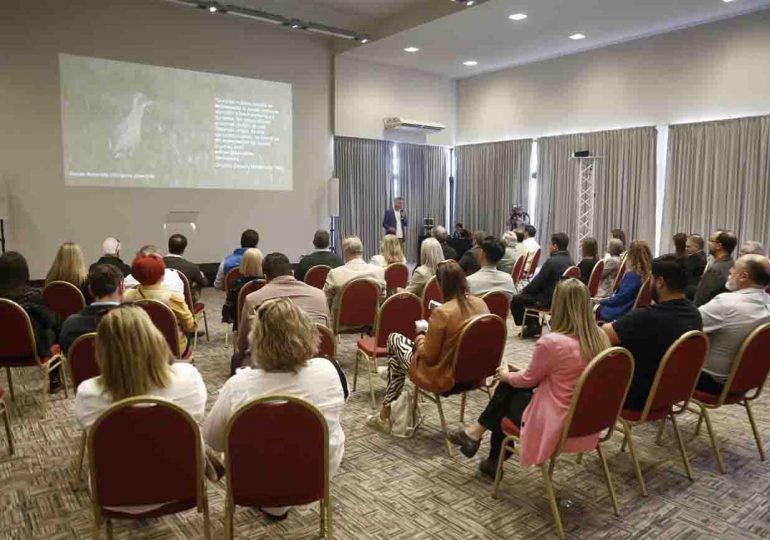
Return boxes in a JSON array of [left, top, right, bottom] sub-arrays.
[[696, 372, 725, 395], [510, 293, 540, 327], [478, 383, 534, 463]]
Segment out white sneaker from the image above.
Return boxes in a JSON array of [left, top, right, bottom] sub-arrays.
[[365, 413, 392, 434]]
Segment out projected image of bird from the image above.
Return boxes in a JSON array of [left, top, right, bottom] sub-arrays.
[[109, 92, 153, 159]]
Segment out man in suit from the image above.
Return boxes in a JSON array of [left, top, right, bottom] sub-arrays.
[[324, 236, 385, 312], [163, 234, 208, 300], [90, 237, 131, 277], [684, 234, 707, 300], [510, 232, 574, 337], [382, 197, 408, 243], [694, 230, 736, 307], [294, 230, 344, 282], [59, 264, 123, 353]]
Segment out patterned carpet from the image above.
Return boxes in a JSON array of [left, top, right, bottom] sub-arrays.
[[1, 288, 769, 539]]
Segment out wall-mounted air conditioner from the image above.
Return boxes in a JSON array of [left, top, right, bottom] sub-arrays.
[[383, 117, 446, 133]]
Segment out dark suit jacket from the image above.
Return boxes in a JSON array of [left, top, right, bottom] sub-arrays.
[[90, 255, 131, 277], [294, 250, 344, 282], [59, 303, 118, 354], [694, 256, 734, 307], [684, 251, 707, 299], [522, 250, 575, 307], [382, 208, 408, 235], [163, 255, 209, 289]]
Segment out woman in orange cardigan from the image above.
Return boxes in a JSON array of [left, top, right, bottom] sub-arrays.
[[367, 260, 489, 433]]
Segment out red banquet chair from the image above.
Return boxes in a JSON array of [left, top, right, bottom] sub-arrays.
[[134, 299, 192, 361], [224, 267, 242, 292], [511, 254, 527, 293], [524, 248, 541, 280], [176, 271, 209, 345], [411, 314, 507, 456], [66, 332, 98, 489], [87, 397, 210, 538], [0, 298, 66, 412], [563, 265, 581, 280], [632, 277, 653, 309], [304, 265, 332, 290], [492, 347, 635, 540], [316, 324, 336, 359], [43, 280, 86, 321], [481, 290, 511, 321], [384, 263, 409, 294], [611, 254, 628, 293], [229, 279, 266, 351], [355, 292, 422, 408], [618, 330, 708, 496], [690, 322, 770, 473], [587, 259, 605, 297], [332, 278, 381, 335], [421, 276, 443, 319], [224, 396, 333, 539], [0, 386, 12, 456], [521, 271, 581, 336]]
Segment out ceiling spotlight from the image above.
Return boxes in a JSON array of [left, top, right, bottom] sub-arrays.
[[569, 33, 586, 40], [463, 60, 478, 66], [404, 46, 420, 52], [509, 13, 527, 21], [208, 5, 217, 13]]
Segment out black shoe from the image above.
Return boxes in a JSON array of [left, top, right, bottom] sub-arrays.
[[260, 508, 289, 522], [479, 458, 500, 480], [447, 429, 481, 458], [521, 324, 542, 339]]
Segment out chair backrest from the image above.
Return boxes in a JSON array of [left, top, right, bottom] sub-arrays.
[[175, 270, 195, 312], [452, 315, 507, 385], [560, 347, 634, 446], [67, 333, 98, 391], [374, 292, 423, 347], [632, 277, 653, 309], [563, 266, 581, 280], [334, 278, 381, 334], [481, 291, 510, 321], [639, 330, 708, 420], [316, 324, 336, 359], [527, 249, 541, 277], [135, 299, 181, 357], [225, 396, 328, 508], [304, 265, 331, 290], [587, 259, 605, 297], [511, 254, 526, 285], [0, 298, 39, 365], [224, 268, 242, 291], [235, 279, 266, 328], [421, 276, 443, 319], [43, 280, 86, 321], [722, 322, 770, 401], [88, 397, 203, 509], [384, 263, 409, 292], [612, 254, 628, 292]]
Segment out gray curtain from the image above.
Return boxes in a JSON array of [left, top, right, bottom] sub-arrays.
[[537, 127, 657, 259], [398, 143, 449, 262], [661, 115, 770, 252], [455, 139, 532, 238], [334, 136, 394, 259]]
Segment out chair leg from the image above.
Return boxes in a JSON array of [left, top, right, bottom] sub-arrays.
[[492, 436, 513, 498], [352, 351, 360, 392], [319, 499, 325, 538], [327, 494, 334, 540], [434, 395, 453, 457], [224, 328, 229, 348], [367, 355, 377, 410], [71, 431, 87, 489], [203, 311, 210, 342], [621, 421, 647, 497], [576, 452, 583, 465], [105, 519, 114, 540], [2, 404, 13, 455], [655, 418, 666, 445], [224, 499, 234, 540], [700, 407, 725, 474], [596, 444, 620, 517], [6, 367, 13, 400], [694, 408, 705, 436], [744, 400, 765, 462], [201, 489, 211, 540], [541, 460, 565, 540], [669, 414, 694, 481], [40, 368, 49, 418], [459, 393, 467, 423]]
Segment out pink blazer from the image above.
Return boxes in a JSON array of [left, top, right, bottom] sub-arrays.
[[506, 332, 601, 466]]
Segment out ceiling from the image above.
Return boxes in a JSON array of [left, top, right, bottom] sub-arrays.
[[341, 0, 770, 78]]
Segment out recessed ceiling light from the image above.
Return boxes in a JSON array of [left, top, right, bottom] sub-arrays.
[[569, 33, 586, 40], [208, 4, 217, 12], [723, 0, 736, 2], [463, 60, 478, 66], [509, 13, 527, 21], [404, 46, 420, 53]]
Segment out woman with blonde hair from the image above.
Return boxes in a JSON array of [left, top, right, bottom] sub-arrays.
[[371, 234, 407, 268], [596, 239, 653, 322], [405, 237, 444, 296], [222, 248, 264, 326], [46, 241, 89, 299], [203, 297, 346, 520], [448, 278, 611, 476]]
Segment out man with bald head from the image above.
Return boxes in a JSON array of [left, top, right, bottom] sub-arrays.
[[696, 254, 770, 394]]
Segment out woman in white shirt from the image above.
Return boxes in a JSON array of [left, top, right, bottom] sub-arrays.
[[406, 237, 444, 297], [371, 234, 407, 268], [203, 297, 346, 521]]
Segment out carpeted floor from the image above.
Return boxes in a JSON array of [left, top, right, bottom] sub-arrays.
[[1, 288, 769, 539]]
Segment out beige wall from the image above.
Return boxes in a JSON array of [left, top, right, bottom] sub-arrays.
[[0, 0, 334, 277], [456, 11, 770, 144]]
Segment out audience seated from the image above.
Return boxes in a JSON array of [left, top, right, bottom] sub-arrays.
[[293, 229, 343, 283], [213, 229, 259, 290], [366, 260, 489, 433], [163, 234, 209, 299], [221, 248, 263, 326], [596, 240, 652, 322], [90, 237, 131, 277], [433, 226, 458, 261], [448, 279, 610, 477], [608, 228, 627, 257], [467, 236, 515, 297], [694, 230, 737, 307], [510, 233, 574, 337], [603, 255, 702, 410], [458, 230, 485, 276], [60, 265, 123, 353], [739, 240, 766, 257], [596, 238, 624, 298], [123, 252, 196, 354], [577, 237, 599, 284], [323, 236, 385, 310], [45, 241, 90, 302], [696, 254, 770, 394], [496, 231, 526, 274], [124, 245, 184, 294], [203, 298, 346, 520], [406, 237, 444, 297], [452, 222, 464, 239], [684, 234, 707, 300], [672, 232, 688, 260], [371, 234, 407, 267]]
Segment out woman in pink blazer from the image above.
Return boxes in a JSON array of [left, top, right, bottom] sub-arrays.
[[448, 278, 610, 477]]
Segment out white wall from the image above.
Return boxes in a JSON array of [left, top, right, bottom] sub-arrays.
[[0, 0, 334, 277], [456, 11, 770, 144], [334, 55, 456, 146]]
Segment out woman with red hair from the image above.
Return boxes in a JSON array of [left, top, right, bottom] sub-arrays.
[[123, 252, 196, 355]]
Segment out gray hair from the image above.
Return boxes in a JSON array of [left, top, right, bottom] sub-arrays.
[[342, 236, 363, 256], [739, 240, 765, 257], [420, 238, 444, 274], [433, 226, 448, 242], [502, 231, 517, 248], [102, 237, 120, 256], [607, 238, 624, 257]]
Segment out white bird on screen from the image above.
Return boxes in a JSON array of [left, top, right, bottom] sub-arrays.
[[109, 92, 153, 159]]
